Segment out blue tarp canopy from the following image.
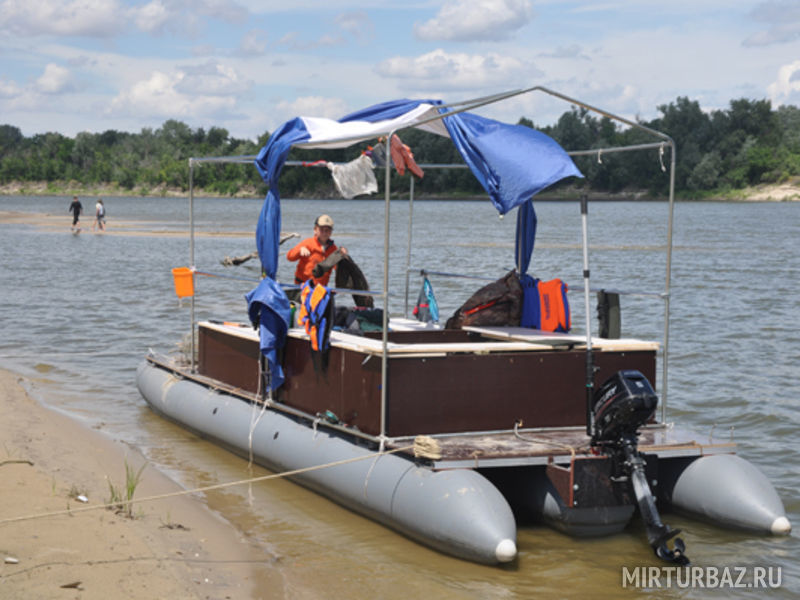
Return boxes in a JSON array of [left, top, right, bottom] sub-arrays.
[[248, 97, 583, 389]]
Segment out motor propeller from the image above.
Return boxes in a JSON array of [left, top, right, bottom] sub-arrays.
[[591, 370, 690, 565]]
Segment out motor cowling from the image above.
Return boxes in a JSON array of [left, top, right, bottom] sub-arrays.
[[592, 369, 657, 443], [590, 369, 689, 565]]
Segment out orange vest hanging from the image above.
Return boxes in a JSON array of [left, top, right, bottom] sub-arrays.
[[520, 276, 571, 333], [537, 278, 571, 332], [298, 281, 334, 352]]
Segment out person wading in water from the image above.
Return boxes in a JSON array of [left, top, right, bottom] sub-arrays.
[[69, 196, 83, 233]]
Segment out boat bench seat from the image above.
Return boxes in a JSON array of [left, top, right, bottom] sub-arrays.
[[462, 325, 660, 352], [288, 328, 553, 356], [291, 325, 657, 356]]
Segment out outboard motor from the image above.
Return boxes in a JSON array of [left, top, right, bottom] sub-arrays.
[[592, 370, 689, 565]]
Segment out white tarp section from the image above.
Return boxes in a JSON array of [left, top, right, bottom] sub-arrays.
[[296, 104, 449, 149]]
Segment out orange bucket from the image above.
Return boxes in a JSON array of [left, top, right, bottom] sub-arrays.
[[171, 267, 194, 298]]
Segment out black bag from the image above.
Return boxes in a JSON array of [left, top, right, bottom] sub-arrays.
[[445, 270, 522, 329]]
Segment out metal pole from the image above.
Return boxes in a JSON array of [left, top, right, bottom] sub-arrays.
[[580, 195, 595, 436], [404, 177, 415, 317], [661, 140, 677, 423], [380, 134, 392, 442], [515, 203, 523, 274], [189, 159, 196, 373]]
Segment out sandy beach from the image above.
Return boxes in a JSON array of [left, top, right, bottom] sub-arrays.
[[0, 368, 282, 599], [0, 209, 253, 238]]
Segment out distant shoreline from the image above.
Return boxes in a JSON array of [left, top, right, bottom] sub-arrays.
[[1, 180, 799, 202]]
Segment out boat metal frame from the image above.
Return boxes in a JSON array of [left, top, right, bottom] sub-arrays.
[[184, 86, 677, 447]]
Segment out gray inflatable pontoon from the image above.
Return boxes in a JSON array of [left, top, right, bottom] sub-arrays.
[[137, 359, 790, 565], [137, 360, 517, 564]]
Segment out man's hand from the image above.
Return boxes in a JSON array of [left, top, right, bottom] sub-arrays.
[[299, 246, 311, 257], [340, 247, 348, 256]]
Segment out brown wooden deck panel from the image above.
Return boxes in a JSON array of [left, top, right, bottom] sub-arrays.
[[384, 349, 655, 435], [197, 322, 658, 438], [157, 342, 734, 467], [281, 338, 383, 433], [198, 324, 260, 393]]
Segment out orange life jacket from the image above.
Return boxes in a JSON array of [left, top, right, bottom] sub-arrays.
[[537, 278, 571, 332], [520, 276, 571, 333]]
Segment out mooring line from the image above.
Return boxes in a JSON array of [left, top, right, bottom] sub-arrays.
[[0, 444, 414, 526]]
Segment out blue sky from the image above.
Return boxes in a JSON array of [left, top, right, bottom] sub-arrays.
[[2, 0, 800, 141]]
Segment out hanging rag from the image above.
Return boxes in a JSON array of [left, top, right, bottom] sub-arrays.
[[373, 135, 424, 179], [413, 276, 439, 323], [389, 134, 424, 179], [327, 154, 378, 199], [366, 143, 387, 167]]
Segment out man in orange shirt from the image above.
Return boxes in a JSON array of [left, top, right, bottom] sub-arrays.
[[286, 214, 347, 287]]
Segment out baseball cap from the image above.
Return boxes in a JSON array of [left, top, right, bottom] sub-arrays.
[[315, 214, 334, 228]]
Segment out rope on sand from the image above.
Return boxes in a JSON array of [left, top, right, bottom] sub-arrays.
[[0, 442, 424, 526]]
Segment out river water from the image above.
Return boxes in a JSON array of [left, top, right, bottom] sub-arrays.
[[0, 194, 797, 598]]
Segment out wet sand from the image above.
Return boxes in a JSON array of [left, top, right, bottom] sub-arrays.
[[0, 368, 283, 599], [0, 210, 252, 237]]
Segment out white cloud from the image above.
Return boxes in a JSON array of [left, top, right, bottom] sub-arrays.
[[316, 34, 344, 47], [768, 59, 800, 105], [277, 30, 345, 51], [191, 44, 217, 57], [538, 45, 590, 60], [130, 0, 249, 33], [744, 0, 800, 46], [246, 0, 412, 13], [4, 0, 800, 142], [414, 0, 533, 42], [335, 10, 374, 43], [743, 23, 800, 46], [375, 49, 541, 91], [131, 0, 171, 34], [66, 55, 96, 68], [238, 29, 268, 56], [539, 26, 769, 123], [196, 0, 247, 24], [0, 77, 24, 98], [175, 61, 252, 95], [277, 32, 299, 46], [276, 96, 349, 120], [124, 0, 231, 38], [35, 63, 74, 94], [0, 0, 250, 39], [0, 0, 123, 37], [108, 70, 238, 119]]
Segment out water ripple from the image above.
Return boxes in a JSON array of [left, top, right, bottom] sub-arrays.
[[1, 196, 798, 598]]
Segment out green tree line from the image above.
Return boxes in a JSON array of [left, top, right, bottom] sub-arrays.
[[1, 96, 799, 198]]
